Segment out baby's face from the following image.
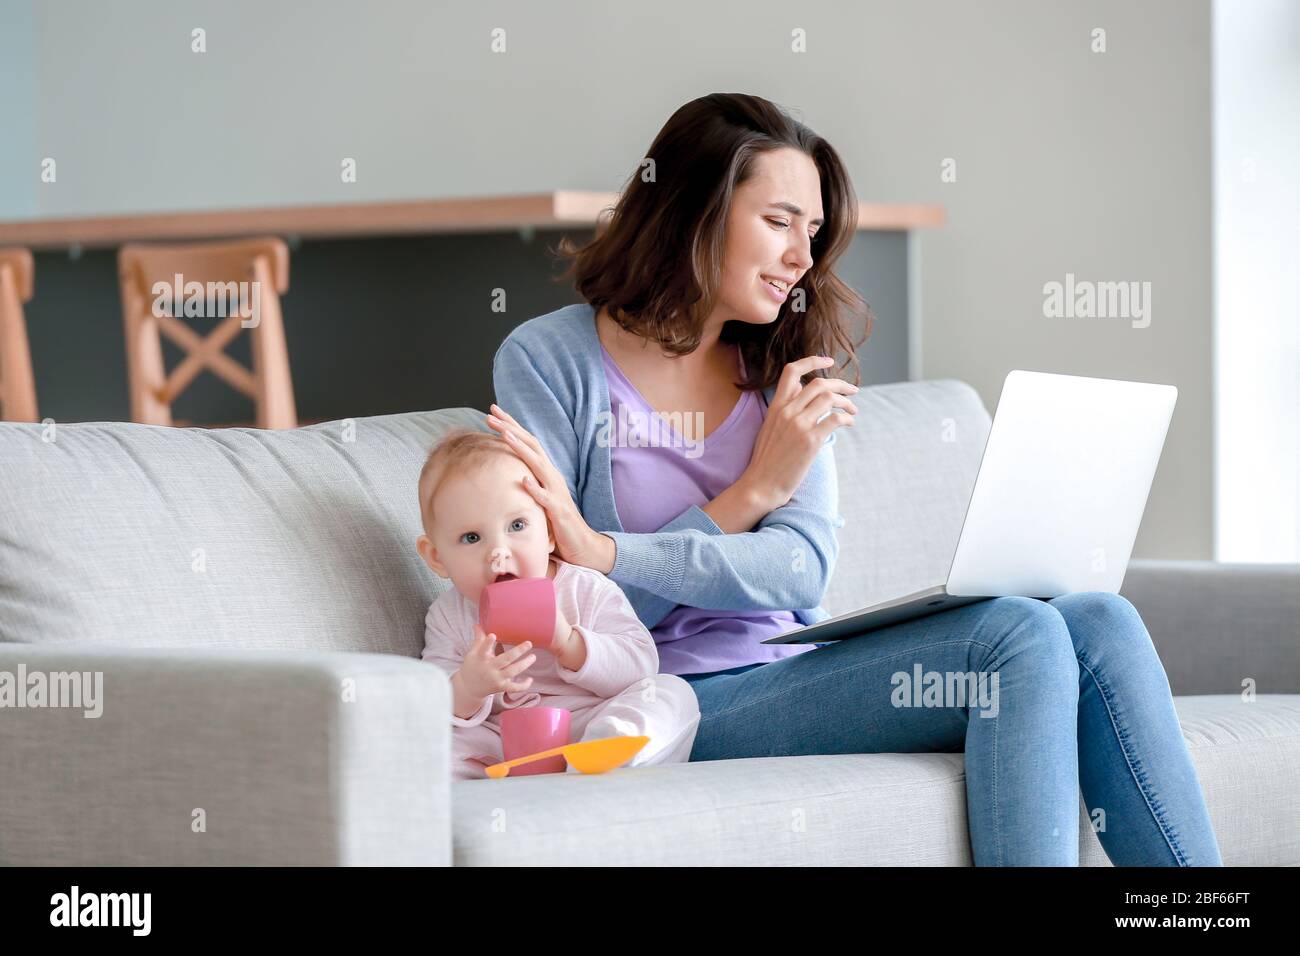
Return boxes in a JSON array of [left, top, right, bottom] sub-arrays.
[[417, 455, 554, 605]]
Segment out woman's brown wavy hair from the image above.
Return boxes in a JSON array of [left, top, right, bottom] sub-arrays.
[[551, 92, 873, 391]]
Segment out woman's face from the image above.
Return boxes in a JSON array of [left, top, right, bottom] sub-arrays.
[[715, 147, 824, 328]]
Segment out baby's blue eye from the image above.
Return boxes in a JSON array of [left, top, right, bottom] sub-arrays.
[[459, 532, 480, 544], [510, 518, 527, 532]]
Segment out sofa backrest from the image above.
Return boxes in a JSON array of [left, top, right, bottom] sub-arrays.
[[0, 410, 475, 657], [0, 379, 992, 653], [820, 379, 991, 616]]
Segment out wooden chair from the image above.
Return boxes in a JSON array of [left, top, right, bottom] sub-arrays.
[[0, 248, 39, 423], [117, 237, 297, 428]]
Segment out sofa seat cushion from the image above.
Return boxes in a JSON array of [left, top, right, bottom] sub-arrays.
[[453, 694, 1300, 866], [1163, 693, 1300, 865]]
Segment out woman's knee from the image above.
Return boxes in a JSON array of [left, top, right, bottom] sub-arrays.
[[982, 596, 1078, 676], [1050, 590, 1156, 664], [1052, 590, 1142, 632]]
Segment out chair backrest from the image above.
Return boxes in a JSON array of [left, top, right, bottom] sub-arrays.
[[0, 247, 38, 423], [117, 237, 297, 428], [821, 379, 992, 615]]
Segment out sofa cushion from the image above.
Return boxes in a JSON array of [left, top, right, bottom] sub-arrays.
[[821, 379, 991, 616], [452, 694, 1300, 866], [0, 410, 482, 655], [455, 750, 975, 865], [1158, 693, 1300, 866]]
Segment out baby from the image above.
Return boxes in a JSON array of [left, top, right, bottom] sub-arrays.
[[415, 427, 701, 780]]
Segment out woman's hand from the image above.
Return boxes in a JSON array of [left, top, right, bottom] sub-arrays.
[[741, 356, 859, 511], [485, 403, 616, 573]]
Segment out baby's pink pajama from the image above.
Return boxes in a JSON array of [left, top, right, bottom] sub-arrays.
[[422, 559, 701, 781]]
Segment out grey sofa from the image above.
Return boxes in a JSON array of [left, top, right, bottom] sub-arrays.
[[1, 380, 1296, 866]]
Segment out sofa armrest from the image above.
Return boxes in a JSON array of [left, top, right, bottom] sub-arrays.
[[0, 644, 451, 865], [1120, 559, 1300, 696]]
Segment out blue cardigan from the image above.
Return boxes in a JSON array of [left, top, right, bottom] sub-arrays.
[[490, 302, 843, 631]]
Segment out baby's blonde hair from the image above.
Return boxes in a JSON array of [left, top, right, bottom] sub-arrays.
[[417, 428, 518, 534]]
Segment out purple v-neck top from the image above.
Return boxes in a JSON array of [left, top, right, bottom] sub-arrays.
[[599, 342, 816, 676]]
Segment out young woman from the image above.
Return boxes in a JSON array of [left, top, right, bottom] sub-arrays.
[[486, 92, 1222, 866]]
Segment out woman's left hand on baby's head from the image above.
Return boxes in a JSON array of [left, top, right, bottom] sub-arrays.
[[486, 405, 608, 573]]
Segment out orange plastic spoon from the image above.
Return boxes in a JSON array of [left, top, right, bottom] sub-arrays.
[[484, 735, 650, 779]]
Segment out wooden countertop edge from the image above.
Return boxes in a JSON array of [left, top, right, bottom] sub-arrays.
[[0, 191, 946, 249]]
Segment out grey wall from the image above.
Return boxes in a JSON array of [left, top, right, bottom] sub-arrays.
[[3, 0, 1214, 558], [912, 3, 1213, 561], [0, 0, 36, 220]]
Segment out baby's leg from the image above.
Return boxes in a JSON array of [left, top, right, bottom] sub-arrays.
[[453, 725, 504, 781], [571, 674, 701, 771]]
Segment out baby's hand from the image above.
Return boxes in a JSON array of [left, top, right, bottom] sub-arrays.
[[457, 622, 536, 701]]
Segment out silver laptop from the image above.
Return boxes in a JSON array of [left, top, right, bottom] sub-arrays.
[[762, 369, 1177, 645]]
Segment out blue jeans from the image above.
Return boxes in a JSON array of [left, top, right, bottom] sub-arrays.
[[680, 592, 1223, 866]]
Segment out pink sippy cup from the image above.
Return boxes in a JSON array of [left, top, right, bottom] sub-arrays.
[[479, 576, 557, 649]]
